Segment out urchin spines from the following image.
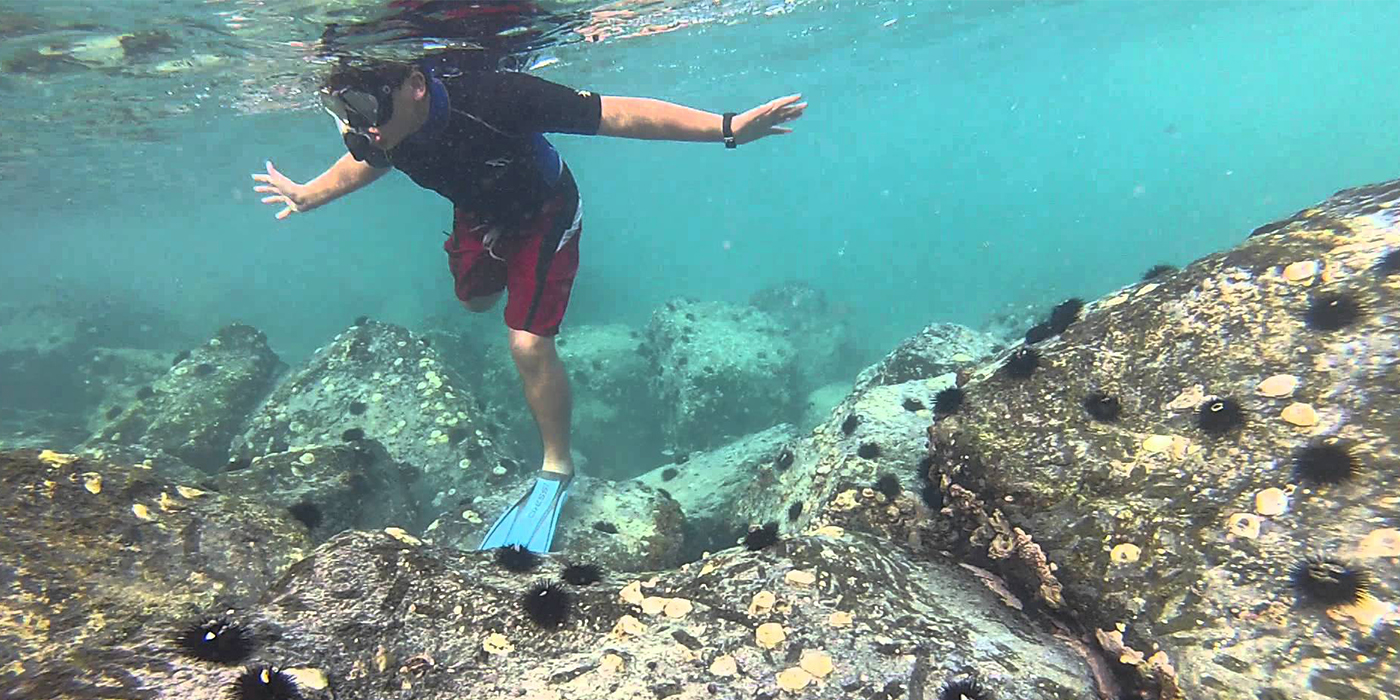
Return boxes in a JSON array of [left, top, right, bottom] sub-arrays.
[[175, 617, 254, 665], [230, 665, 302, 700], [1290, 554, 1373, 609], [1197, 397, 1245, 435], [494, 544, 540, 573], [522, 580, 572, 630]]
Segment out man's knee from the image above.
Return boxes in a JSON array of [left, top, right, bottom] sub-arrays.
[[461, 291, 502, 313], [508, 329, 556, 369]]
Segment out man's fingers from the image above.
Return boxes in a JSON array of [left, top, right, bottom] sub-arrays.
[[261, 195, 284, 205], [276, 207, 292, 220], [253, 185, 278, 194]]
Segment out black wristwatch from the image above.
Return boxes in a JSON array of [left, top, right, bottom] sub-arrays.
[[722, 112, 737, 149]]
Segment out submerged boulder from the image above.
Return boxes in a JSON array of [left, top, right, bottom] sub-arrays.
[[921, 179, 1400, 700], [850, 322, 998, 396], [646, 298, 799, 453], [21, 527, 1100, 700], [0, 448, 310, 699], [88, 323, 281, 471], [231, 319, 521, 531]]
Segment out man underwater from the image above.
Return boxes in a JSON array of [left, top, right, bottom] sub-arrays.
[[251, 56, 805, 552]]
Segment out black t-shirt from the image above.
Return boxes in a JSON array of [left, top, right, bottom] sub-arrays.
[[370, 70, 602, 226]]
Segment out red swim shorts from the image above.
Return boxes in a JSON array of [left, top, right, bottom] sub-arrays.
[[443, 173, 582, 337]]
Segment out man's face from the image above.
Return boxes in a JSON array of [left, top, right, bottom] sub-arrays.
[[363, 71, 428, 151]]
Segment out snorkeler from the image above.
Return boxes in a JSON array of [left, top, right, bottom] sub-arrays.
[[250, 57, 805, 553]]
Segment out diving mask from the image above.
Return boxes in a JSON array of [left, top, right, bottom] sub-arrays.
[[318, 81, 395, 135]]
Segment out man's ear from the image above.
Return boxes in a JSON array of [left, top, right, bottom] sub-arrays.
[[409, 69, 428, 98]]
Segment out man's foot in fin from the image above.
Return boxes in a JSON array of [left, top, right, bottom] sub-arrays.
[[477, 470, 573, 554]]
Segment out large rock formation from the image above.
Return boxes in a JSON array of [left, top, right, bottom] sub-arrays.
[[646, 298, 799, 453], [920, 179, 1400, 700], [90, 323, 281, 470]]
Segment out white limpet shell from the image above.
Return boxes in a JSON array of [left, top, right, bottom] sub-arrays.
[[1254, 488, 1288, 516], [1281, 403, 1319, 427], [1282, 260, 1318, 283], [1255, 374, 1299, 398]]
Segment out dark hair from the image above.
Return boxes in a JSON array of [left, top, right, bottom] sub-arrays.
[[321, 59, 417, 92]]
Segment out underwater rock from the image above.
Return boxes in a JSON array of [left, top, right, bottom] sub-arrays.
[[849, 322, 998, 396], [646, 298, 799, 453], [921, 179, 1400, 700], [87, 323, 281, 471], [550, 476, 688, 571], [634, 424, 799, 560], [748, 281, 857, 394], [231, 319, 518, 534], [31, 527, 1096, 699], [214, 441, 415, 544], [554, 323, 664, 480], [0, 448, 310, 696]]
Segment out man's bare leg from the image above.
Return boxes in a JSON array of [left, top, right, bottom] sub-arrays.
[[508, 328, 573, 477]]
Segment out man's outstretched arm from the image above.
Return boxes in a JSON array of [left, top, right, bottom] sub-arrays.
[[252, 153, 389, 220], [597, 94, 806, 146]]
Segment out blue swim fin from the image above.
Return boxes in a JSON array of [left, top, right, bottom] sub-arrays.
[[477, 471, 573, 554]]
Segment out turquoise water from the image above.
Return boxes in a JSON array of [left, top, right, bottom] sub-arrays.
[[3, 0, 1399, 362]]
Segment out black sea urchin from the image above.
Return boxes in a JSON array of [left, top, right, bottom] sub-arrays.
[[348, 401, 367, 416], [137, 386, 155, 400], [787, 502, 804, 521], [494, 544, 540, 573], [522, 581, 572, 629], [174, 618, 253, 664], [1197, 397, 1245, 435], [939, 677, 991, 700], [774, 448, 795, 470], [934, 387, 965, 415], [1082, 391, 1122, 422], [1024, 322, 1054, 345], [744, 521, 780, 551], [1293, 439, 1360, 485], [858, 442, 882, 459], [920, 481, 943, 510], [287, 502, 322, 530], [341, 427, 365, 441], [1048, 297, 1084, 334], [230, 665, 301, 700], [562, 563, 604, 586], [661, 468, 679, 481], [1001, 347, 1040, 379], [1377, 249, 1400, 275], [874, 473, 901, 499], [841, 414, 860, 435], [1142, 264, 1177, 281], [1305, 292, 1362, 331], [1291, 555, 1372, 608]]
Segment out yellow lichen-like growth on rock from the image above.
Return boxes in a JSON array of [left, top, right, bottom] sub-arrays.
[[1280, 403, 1318, 427], [1110, 543, 1141, 565], [1254, 488, 1287, 516], [748, 590, 776, 616], [482, 633, 513, 655], [799, 650, 834, 678], [708, 655, 738, 677], [755, 622, 786, 648], [776, 667, 813, 691]]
